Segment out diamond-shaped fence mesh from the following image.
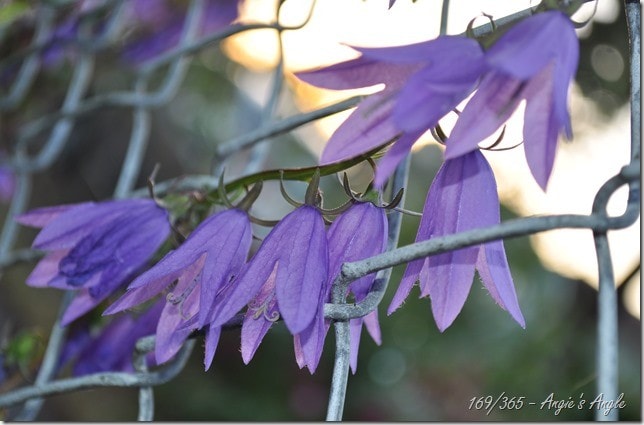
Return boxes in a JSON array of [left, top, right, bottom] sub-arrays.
[[0, 0, 640, 421]]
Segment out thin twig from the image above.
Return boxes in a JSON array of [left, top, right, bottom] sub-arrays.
[[0, 341, 195, 410]]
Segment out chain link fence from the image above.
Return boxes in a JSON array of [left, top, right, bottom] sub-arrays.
[[0, 0, 640, 420]]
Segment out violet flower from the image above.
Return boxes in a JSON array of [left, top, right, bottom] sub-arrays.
[[209, 205, 328, 336], [104, 208, 252, 369], [295, 201, 388, 374], [445, 11, 579, 190], [60, 300, 164, 376], [388, 150, 525, 331], [0, 165, 15, 203], [240, 270, 280, 365], [296, 36, 486, 187], [239, 201, 387, 373], [122, 0, 241, 64], [39, 1, 111, 68], [16, 199, 171, 326]]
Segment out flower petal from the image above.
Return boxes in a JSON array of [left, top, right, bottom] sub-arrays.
[[327, 202, 387, 298], [105, 253, 207, 315], [355, 36, 481, 65], [204, 325, 222, 371], [426, 248, 478, 331], [296, 56, 417, 90], [211, 206, 327, 335], [349, 317, 363, 374], [31, 200, 150, 251], [485, 11, 571, 80], [522, 65, 559, 190], [320, 93, 400, 165], [391, 51, 484, 133], [154, 270, 201, 364], [198, 210, 252, 327], [16, 203, 87, 228], [240, 268, 278, 364], [476, 241, 525, 328], [26, 250, 67, 287], [293, 300, 328, 374], [444, 72, 522, 160], [274, 207, 328, 334], [373, 130, 423, 189]]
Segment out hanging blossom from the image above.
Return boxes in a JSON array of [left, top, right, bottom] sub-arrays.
[[296, 36, 486, 187], [16, 199, 171, 325], [296, 201, 388, 374], [209, 204, 328, 336], [104, 207, 252, 370], [444, 11, 579, 190], [208, 172, 331, 344], [388, 150, 525, 331], [58, 300, 164, 376], [239, 201, 388, 374]]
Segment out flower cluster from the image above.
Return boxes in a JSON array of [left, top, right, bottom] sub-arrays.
[[12, 7, 584, 379], [15, 171, 387, 373], [297, 10, 577, 192], [296, 9, 579, 331]]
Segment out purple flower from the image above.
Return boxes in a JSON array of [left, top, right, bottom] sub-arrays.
[[240, 271, 279, 365], [39, 1, 111, 68], [238, 202, 387, 373], [296, 36, 486, 187], [0, 165, 15, 203], [60, 301, 163, 376], [445, 11, 579, 190], [104, 208, 252, 369], [16, 199, 170, 325], [209, 205, 328, 336], [295, 202, 387, 374], [122, 0, 241, 64], [388, 150, 525, 331]]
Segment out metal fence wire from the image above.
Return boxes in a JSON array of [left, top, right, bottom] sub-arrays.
[[0, 0, 640, 421]]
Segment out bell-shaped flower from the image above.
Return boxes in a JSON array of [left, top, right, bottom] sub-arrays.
[[208, 205, 328, 335], [314, 202, 387, 373], [445, 11, 579, 190], [388, 150, 525, 331], [295, 201, 388, 374], [104, 208, 252, 369], [59, 300, 164, 376], [237, 201, 387, 372], [16, 199, 171, 325], [296, 36, 486, 187]]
